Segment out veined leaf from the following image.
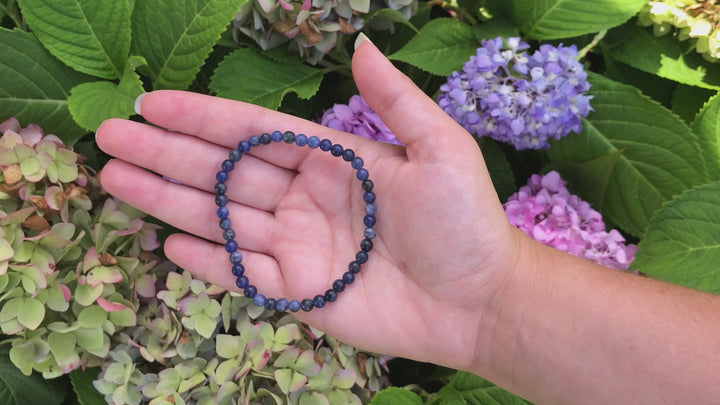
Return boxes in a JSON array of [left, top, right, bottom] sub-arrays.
[[363, 8, 419, 33], [389, 18, 478, 76], [441, 371, 531, 404], [472, 18, 519, 42], [68, 56, 146, 131], [547, 73, 707, 237], [70, 368, 105, 405], [607, 24, 720, 90], [370, 387, 423, 405], [632, 181, 720, 293], [479, 139, 516, 202], [0, 346, 66, 405], [0, 28, 88, 145], [693, 93, 720, 181], [504, 0, 644, 39], [132, 0, 245, 90], [17, 0, 131, 79], [210, 48, 324, 110]]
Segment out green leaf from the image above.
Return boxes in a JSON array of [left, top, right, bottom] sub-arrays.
[[132, 0, 246, 90], [0, 346, 65, 405], [364, 8, 418, 33], [70, 368, 106, 405], [547, 73, 707, 237], [370, 387, 423, 405], [0, 28, 88, 145], [632, 181, 720, 292], [17, 0, 131, 79], [68, 56, 146, 131], [671, 85, 716, 125], [693, 93, 720, 181], [472, 18, 519, 42], [445, 372, 531, 404], [389, 18, 479, 76], [210, 48, 324, 110], [506, 0, 644, 39], [606, 24, 720, 90], [478, 139, 516, 202]]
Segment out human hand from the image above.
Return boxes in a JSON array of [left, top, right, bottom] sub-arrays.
[[96, 38, 524, 371]]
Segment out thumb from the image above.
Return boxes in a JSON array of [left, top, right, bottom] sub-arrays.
[[352, 34, 481, 166]]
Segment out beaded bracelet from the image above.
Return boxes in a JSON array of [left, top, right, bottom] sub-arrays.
[[215, 130, 377, 312]]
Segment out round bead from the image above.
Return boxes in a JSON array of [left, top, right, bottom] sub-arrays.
[[295, 134, 308, 146], [215, 194, 228, 207], [283, 131, 295, 143], [230, 251, 243, 263], [360, 238, 373, 252], [271, 130, 284, 142], [363, 192, 376, 204], [356, 168, 369, 181], [276, 298, 289, 312], [333, 279, 345, 292], [288, 300, 301, 312], [217, 207, 229, 219], [229, 149, 242, 162], [313, 295, 326, 308], [239, 141, 251, 152], [232, 264, 245, 276], [325, 289, 338, 302], [249, 135, 260, 146], [307, 136, 321, 148], [265, 298, 277, 311], [363, 215, 376, 227], [236, 276, 249, 289], [300, 298, 314, 312], [330, 144, 344, 157], [348, 261, 361, 273], [225, 240, 238, 253], [356, 251, 368, 264], [223, 229, 236, 241], [244, 285, 257, 298], [362, 179, 374, 191], [342, 149, 355, 162], [222, 160, 234, 171], [366, 204, 377, 216], [216, 170, 229, 183], [254, 294, 266, 307], [215, 183, 227, 195], [319, 139, 332, 151], [220, 218, 232, 229], [259, 133, 272, 144], [364, 228, 377, 239], [351, 157, 363, 169], [342, 272, 355, 284]]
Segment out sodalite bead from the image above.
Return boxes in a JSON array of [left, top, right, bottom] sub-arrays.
[[218, 131, 377, 312]]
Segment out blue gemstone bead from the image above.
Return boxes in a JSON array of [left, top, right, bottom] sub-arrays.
[[308, 136, 321, 148], [222, 160, 234, 171], [365, 204, 377, 216], [244, 285, 257, 298], [313, 295, 326, 308], [232, 264, 245, 276], [295, 134, 308, 146], [271, 130, 284, 142], [362, 179, 374, 191], [363, 215, 376, 227], [254, 294, 266, 307], [363, 192, 376, 204], [288, 299, 301, 312], [215, 194, 228, 207], [259, 133, 272, 144], [349, 261, 361, 273], [229, 149, 242, 162], [342, 271, 355, 284], [223, 229, 236, 240], [351, 157, 364, 169], [330, 144, 343, 157], [216, 170, 229, 183], [276, 298, 289, 312], [219, 218, 232, 229], [333, 279, 345, 292], [230, 251, 243, 263], [265, 298, 276, 311], [360, 238, 373, 252], [283, 131, 295, 143], [364, 227, 377, 239], [319, 139, 332, 151], [215, 183, 227, 195], [342, 148, 355, 161], [240, 141, 251, 152], [301, 298, 314, 312], [225, 240, 238, 253], [249, 135, 260, 146], [356, 251, 368, 264], [217, 207, 229, 219], [236, 275, 249, 289], [356, 168, 369, 181], [325, 289, 338, 302]]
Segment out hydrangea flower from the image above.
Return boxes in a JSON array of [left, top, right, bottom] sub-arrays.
[[504, 171, 637, 270], [320, 94, 402, 145], [438, 37, 593, 150]]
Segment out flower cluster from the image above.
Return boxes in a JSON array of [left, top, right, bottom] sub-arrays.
[[234, 0, 418, 63], [638, 0, 720, 61], [0, 118, 389, 404], [438, 37, 593, 150], [320, 95, 402, 144], [504, 171, 637, 270]]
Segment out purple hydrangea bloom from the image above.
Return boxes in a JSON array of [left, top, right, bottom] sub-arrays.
[[504, 171, 637, 270], [438, 37, 593, 150], [320, 95, 402, 145]]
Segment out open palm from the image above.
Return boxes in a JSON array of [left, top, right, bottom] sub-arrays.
[[97, 40, 522, 369]]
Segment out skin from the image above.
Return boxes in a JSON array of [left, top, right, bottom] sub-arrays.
[[96, 39, 720, 404]]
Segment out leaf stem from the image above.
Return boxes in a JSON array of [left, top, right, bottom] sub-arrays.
[[578, 30, 608, 60]]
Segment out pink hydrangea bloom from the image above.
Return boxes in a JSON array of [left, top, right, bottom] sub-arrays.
[[320, 95, 403, 145], [504, 171, 637, 270]]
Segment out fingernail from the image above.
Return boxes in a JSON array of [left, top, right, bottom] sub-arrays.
[[134, 92, 147, 116], [354, 32, 371, 51]]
